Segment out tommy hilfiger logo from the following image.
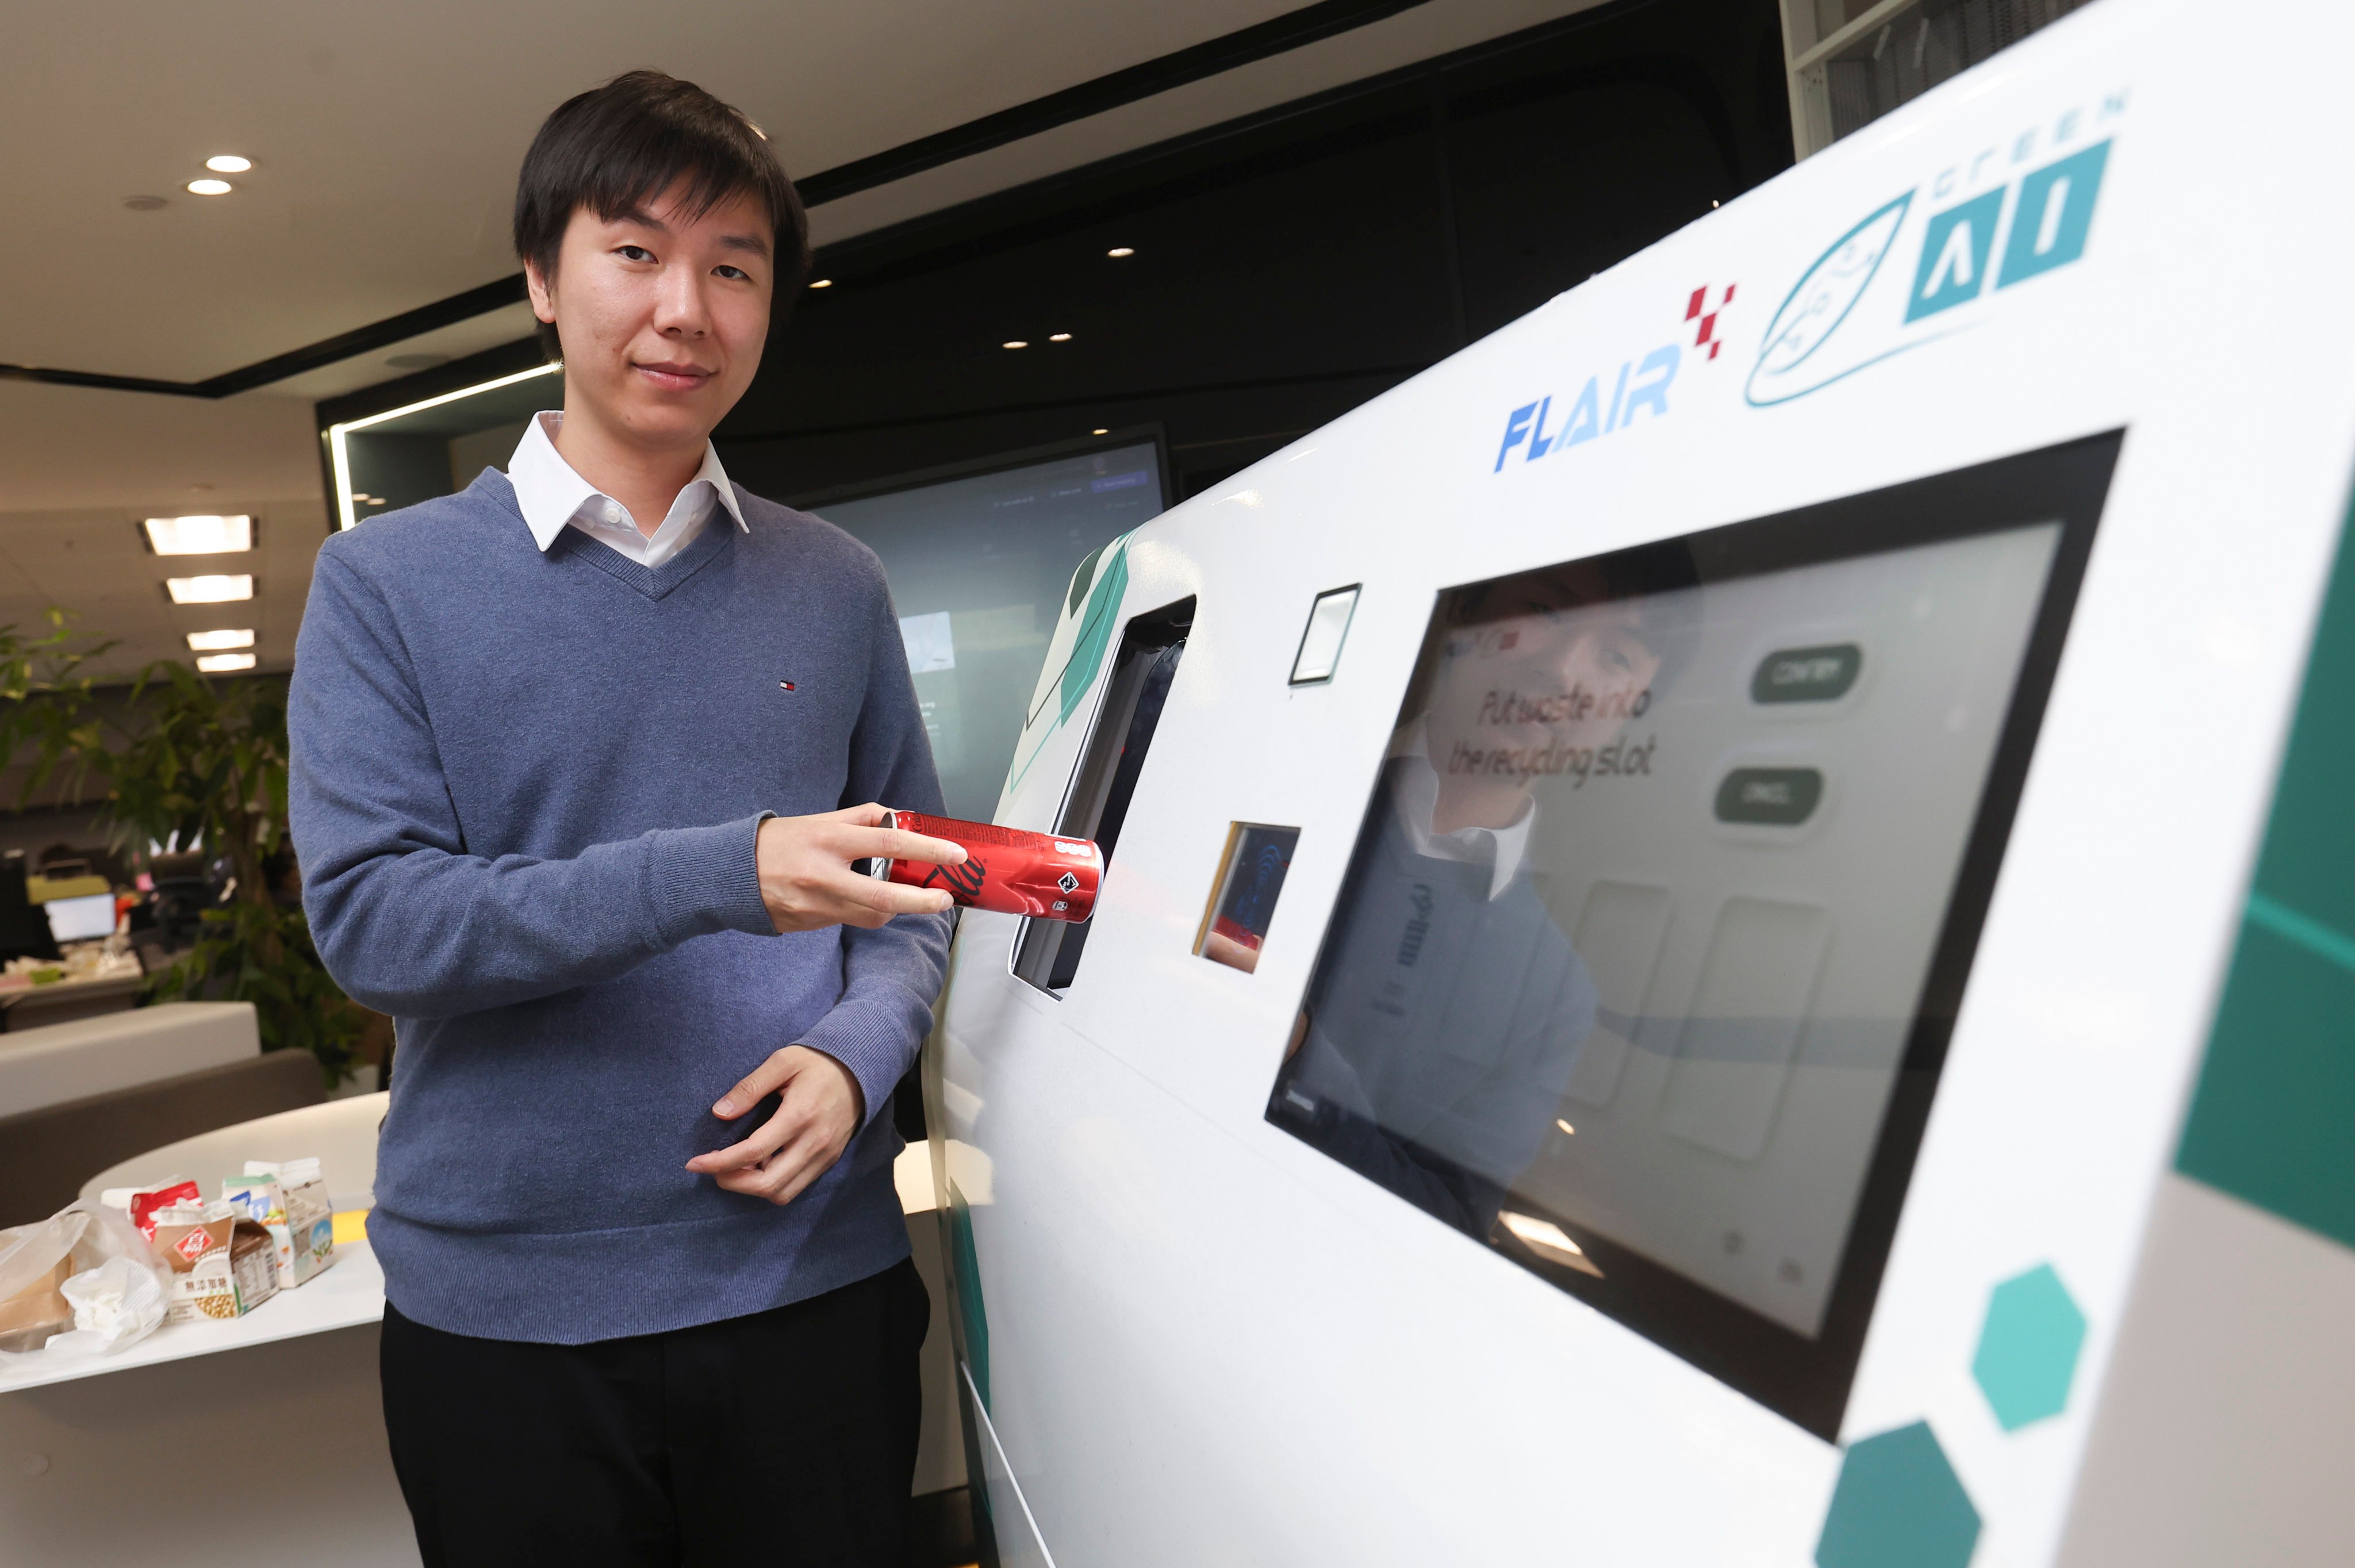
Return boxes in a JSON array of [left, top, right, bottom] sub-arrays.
[[778, 680, 797, 692]]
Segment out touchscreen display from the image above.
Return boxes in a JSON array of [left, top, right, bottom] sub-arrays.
[[1266, 436, 2116, 1433]]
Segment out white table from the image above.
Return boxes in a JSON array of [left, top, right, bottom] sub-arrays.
[[0, 1241, 416, 1567], [0, 1236, 386, 1399], [1, 1149, 965, 1566]]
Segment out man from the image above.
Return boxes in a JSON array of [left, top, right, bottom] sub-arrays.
[[291, 71, 965, 1566]]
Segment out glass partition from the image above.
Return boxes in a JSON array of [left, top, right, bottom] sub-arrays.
[[809, 437, 1168, 820]]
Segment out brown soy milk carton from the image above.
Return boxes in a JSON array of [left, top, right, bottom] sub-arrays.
[[151, 1202, 278, 1323]]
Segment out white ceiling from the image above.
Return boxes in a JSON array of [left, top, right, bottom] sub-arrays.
[[3, 0, 1598, 384], [0, 380, 323, 678], [0, 495, 324, 683], [0, 0, 1602, 677]]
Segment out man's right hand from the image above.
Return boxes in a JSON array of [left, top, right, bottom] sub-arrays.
[[756, 804, 967, 933]]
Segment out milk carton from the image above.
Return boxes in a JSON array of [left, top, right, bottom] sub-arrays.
[[220, 1159, 336, 1290]]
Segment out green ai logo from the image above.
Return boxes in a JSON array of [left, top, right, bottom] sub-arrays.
[[1747, 110, 2120, 409], [1908, 140, 2110, 321]]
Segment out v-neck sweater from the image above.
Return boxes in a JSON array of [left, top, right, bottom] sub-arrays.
[[289, 469, 951, 1343]]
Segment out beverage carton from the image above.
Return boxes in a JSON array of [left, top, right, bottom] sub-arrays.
[[149, 1201, 278, 1323], [221, 1158, 335, 1289]]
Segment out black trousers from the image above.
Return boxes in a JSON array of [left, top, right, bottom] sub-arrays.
[[380, 1258, 929, 1568]]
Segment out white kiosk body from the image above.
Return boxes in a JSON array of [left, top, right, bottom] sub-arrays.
[[924, 2, 2355, 1562]]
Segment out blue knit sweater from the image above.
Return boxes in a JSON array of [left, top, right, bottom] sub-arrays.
[[289, 469, 951, 1344]]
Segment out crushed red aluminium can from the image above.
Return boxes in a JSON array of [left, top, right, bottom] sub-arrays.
[[870, 810, 1102, 923]]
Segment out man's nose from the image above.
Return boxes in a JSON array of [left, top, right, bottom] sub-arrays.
[[653, 264, 711, 338]]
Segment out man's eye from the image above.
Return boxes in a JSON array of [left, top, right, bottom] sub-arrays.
[[617, 245, 654, 262], [714, 264, 750, 281]]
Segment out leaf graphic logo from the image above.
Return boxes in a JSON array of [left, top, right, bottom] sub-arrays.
[[1746, 193, 1915, 407]]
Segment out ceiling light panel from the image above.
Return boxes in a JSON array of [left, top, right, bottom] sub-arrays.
[[186, 628, 255, 651], [195, 653, 257, 673], [166, 574, 254, 604], [143, 514, 252, 555]]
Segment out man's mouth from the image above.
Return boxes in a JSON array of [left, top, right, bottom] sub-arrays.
[[634, 361, 715, 392]]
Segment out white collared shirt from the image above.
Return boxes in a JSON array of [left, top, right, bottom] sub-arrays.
[[505, 411, 748, 570], [1384, 720, 1536, 902]]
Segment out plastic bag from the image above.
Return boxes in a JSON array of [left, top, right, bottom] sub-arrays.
[[0, 1200, 169, 1368], [50, 1256, 167, 1355]]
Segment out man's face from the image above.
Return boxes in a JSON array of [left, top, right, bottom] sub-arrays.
[[526, 178, 773, 450]]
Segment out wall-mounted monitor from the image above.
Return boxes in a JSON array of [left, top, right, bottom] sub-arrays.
[[805, 433, 1169, 821], [1266, 434, 2116, 1436]]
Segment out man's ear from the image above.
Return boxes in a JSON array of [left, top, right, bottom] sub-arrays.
[[524, 258, 558, 326]]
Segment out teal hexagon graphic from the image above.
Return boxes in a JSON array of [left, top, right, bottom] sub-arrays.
[[1972, 1262, 2087, 1431], [1816, 1421, 1980, 1568]]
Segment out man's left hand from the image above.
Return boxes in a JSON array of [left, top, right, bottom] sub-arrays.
[[686, 1045, 865, 1205]]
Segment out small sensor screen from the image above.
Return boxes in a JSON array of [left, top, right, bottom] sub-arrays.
[[1290, 586, 1360, 685]]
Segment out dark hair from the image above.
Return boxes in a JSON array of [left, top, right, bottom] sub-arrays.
[[514, 70, 812, 361]]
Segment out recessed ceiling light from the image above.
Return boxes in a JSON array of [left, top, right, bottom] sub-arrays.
[[166, 574, 254, 604], [1049, 332, 1072, 342], [143, 514, 252, 555], [187, 178, 233, 196], [122, 195, 167, 212], [1002, 340, 1029, 350], [1106, 247, 1134, 258], [808, 278, 832, 289], [1091, 428, 1109, 435], [187, 628, 256, 651], [205, 155, 252, 173], [195, 652, 257, 673]]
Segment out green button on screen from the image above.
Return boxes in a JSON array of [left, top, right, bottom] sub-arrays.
[[1752, 643, 1863, 703], [1716, 766, 1824, 825]]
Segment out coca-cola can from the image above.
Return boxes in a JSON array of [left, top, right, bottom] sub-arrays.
[[870, 810, 1103, 922]]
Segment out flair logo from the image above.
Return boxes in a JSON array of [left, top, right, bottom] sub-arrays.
[[1493, 278, 1738, 471], [1494, 339, 1682, 473], [1747, 92, 2123, 407]]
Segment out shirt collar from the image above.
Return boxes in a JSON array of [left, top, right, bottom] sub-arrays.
[[1384, 720, 1537, 902], [505, 411, 747, 551]]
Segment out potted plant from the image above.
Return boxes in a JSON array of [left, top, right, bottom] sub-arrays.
[[0, 611, 362, 1084]]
